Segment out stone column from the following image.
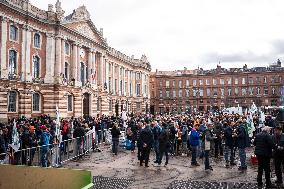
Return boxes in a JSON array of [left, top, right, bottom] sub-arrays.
[[61, 39, 65, 77], [55, 37, 62, 76], [25, 26, 32, 82], [72, 44, 78, 83], [118, 66, 121, 96], [77, 46, 81, 84], [0, 17, 7, 79], [128, 70, 131, 96], [105, 59, 109, 92], [112, 63, 115, 94], [100, 54, 104, 86], [45, 33, 56, 83], [92, 51, 96, 85], [88, 51, 92, 82]]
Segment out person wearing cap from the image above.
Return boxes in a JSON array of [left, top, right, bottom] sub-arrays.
[[272, 126, 284, 185], [39, 125, 51, 167], [253, 126, 275, 188]]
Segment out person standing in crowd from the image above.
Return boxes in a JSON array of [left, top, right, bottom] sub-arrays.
[[254, 126, 275, 188], [157, 122, 170, 166], [0, 127, 6, 161], [152, 121, 162, 163], [203, 124, 215, 171], [40, 125, 51, 167], [111, 123, 121, 155], [73, 123, 85, 159], [236, 120, 248, 170], [224, 122, 236, 167], [139, 121, 154, 167], [272, 126, 284, 186], [136, 122, 144, 161], [28, 126, 37, 166], [213, 118, 223, 158], [189, 124, 200, 166]]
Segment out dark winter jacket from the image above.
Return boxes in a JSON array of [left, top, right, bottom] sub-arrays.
[[272, 133, 284, 157], [236, 125, 248, 148], [139, 125, 154, 149], [254, 131, 274, 157], [158, 128, 170, 151], [224, 126, 234, 147], [111, 127, 121, 139]]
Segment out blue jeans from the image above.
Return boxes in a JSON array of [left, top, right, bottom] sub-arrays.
[[97, 131, 102, 144], [239, 148, 247, 168], [41, 148, 48, 167], [191, 145, 198, 164], [154, 140, 160, 161], [204, 150, 210, 169], [224, 145, 234, 163]]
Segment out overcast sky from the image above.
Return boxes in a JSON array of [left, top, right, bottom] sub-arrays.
[[30, 0, 284, 71]]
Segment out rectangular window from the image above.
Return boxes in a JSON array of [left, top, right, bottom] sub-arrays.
[[256, 77, 261, 83], [10, 25, 18, 41], [136, 102, 141, 111], [199, 79, 203, 85], [179, 80, 182, 88], [166, 90, 170, 98], [227, 78, 232, 85], [8, 91, 17, 112], [235, 78, 238, 85], [186, 89, 190, 97], [186, 80, 190, 87], [242, 88, 247, 96], [115, 79, 117, 93], [159, 90, 163, 98], [80, 63, 85, 84], [213, 88, 217, 96], [136, 84, 141, 96], [248, 77, 254, 84], [166, 81, 170, 88], [249, 87, 254, 95], [234, 87, 239, 95], [199, 89, 204, 97], [129, 83, 132, 96], [242, 78, 246, 85], [68, 95, 73, 111], [206, 79, 210, 85], [264, 77, 267, 83], [193, 79, 197, 86], [173, 90, 176, 98], [220, 79, 224, 85], [220, 88, 224, 96], [206, 88, 210, 97], [213, 79, 217, 85], [228, 88, 232, 96], [272, 87, 276, 95], [65, 43, 70, 55], [179, 90, 183, 97], [264, 87, 268, 95], [109, 99, 112, 111], [257, 87, 261, 95], [160, 81, 163, 87], [172, 80, 176, 88], [32, 93, 40, 112]]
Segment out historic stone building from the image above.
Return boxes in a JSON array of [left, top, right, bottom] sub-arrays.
[[0, 0, 151, 121], [150, 61, 284, 114]]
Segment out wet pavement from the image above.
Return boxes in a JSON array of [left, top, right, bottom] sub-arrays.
[[64, 145, 281, 189]]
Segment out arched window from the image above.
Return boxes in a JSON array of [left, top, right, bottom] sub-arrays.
[[32, 93, 40, 112], [8, 50, 17, 75], [8, 91, 17, 112], [64, 62, 69, 79], [34, 33, 40, 48], [80, 62, 85, 84], [33, 56, 40, 78], [10, 25, 18, 41]]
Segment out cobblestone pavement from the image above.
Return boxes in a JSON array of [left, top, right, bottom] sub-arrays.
[[64, 145, 274, 189]]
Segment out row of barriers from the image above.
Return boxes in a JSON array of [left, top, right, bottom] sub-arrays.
[[0, 131, 95, 167], [0, 128, 127, 167]]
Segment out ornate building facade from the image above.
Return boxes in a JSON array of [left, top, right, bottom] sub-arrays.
[[0, 0, 151, 121], [150, 62, 284, 115]]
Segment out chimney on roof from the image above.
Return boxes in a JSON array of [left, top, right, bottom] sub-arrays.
[[156, 69, 158, 73], [100, 28, 103, 37], [277, 59, 281, 67]]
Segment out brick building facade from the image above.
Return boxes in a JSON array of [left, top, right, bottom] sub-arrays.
[[150, 62, 284, 115], [0, 0, 151, 121]]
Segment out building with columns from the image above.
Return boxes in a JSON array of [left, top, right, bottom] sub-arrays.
[[0, 0, 151, 121]]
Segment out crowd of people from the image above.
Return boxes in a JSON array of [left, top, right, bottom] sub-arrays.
[[0, 110, 283, 188], [112, 111, 283, 188]]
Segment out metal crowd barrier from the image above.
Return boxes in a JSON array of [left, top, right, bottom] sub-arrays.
[[0, 131, 95, 167]]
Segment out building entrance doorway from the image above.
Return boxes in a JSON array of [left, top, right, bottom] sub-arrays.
[[83, 93, 90, 117]]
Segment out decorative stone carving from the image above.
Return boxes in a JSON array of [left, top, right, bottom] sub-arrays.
[[71, 6, 90, 21], [75, 23, 96, 40]]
